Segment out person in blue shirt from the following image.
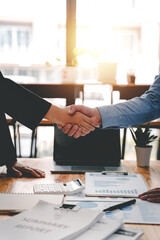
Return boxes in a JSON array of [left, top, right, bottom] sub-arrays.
[[59, 74, 160, 203], [60, 74, 160, 136]]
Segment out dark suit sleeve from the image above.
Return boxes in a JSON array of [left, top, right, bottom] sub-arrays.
[[0, 72, 51, 130], [0, 111, 17, 167]]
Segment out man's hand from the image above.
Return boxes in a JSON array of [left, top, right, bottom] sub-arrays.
[[7, 162, 45, 178], [54, 105, 100, 135], [45, 105, 100, 136], [58, 105, 102, 138], [139, 188, 160, 203], [69, 105, 101, 121]]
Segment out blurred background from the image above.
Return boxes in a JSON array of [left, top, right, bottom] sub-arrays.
[[1, 0, 160, 160]]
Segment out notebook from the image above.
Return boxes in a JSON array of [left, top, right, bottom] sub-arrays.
[[85, 172, 148, 197], [0, 193, 63, 213]]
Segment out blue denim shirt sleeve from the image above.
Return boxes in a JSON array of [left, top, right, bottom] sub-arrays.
[[98, 74, 160, 129]]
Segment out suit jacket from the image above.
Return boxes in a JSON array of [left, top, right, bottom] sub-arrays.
[[0, 71, 51, 167]]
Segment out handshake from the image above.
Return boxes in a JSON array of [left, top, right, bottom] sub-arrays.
[[45, 105, 102, 138]]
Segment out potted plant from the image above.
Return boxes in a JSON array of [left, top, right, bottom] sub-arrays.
[[130, 124, 157, 167]]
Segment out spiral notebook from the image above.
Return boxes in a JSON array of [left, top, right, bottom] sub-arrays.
[[0, 193, 63, 213]]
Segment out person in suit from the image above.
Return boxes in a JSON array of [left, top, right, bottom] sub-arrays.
[[59, 74, 160, 202], [0, 71, 99, 178]]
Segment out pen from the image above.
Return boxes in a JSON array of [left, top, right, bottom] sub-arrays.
[[103, 199, 136, 212], [102, 171, 128, 175], [50, 171, 84, 174], [0, 210, 24, 215], [9, 210, 23, 216]]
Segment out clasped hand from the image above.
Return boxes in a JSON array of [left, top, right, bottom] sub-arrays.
[[58, 105, 101, 138]]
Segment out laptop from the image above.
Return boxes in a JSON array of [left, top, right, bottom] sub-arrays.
[[51, 161, 127, 174], [51, 127, 127, 174]]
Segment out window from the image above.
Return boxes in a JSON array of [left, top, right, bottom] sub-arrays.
[[1, 0, 160, 84], [0, 0, 66, 83], [0, 24, 32, 51], [76, 0, 160, 84], [0, 28, 12, 49], [17, 29, 30, 48]]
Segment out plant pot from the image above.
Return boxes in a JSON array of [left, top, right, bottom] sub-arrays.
[[135, 146, 152, 167]]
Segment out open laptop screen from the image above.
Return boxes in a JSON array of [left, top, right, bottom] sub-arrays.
[[54, 127, 121, 166]]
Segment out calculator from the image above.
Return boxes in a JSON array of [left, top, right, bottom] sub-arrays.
[[33, 179, 85, 195]]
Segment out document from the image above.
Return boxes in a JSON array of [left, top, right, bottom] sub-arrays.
[[105, 198, 160, 224], [85, 172, 148, 197], [0, 200, 104, 240], [66, 190, 130, 202], [65, 198, 135, 215], [66, 194, 160, 224], [74, 218, 123, 240]]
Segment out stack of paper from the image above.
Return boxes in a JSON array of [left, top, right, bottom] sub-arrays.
[[0, 200, 143, 240], [74, 219, 143, 240], [0, 200, 103, 240], [74, 218, 123, 240]]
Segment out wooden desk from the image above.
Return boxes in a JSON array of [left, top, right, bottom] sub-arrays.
[[111, 84, 150, 103], [0, 158, 160, 239], [21, 83, 84, 106]]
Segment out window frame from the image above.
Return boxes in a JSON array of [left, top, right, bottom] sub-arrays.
[[66, 0, 76, 66]]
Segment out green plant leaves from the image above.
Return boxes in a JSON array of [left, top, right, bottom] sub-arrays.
[[129, 124, 157, 147]]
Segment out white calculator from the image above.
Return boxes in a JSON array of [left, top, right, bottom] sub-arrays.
[[33, 179, 84, 195]]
